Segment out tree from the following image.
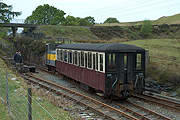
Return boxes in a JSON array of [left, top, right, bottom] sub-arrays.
[[140, 20, 153, 38], [78, 18, 90, 26], [78, 16, 95, 26], [0, 2, 21, 23], [104, 17, 119, 23], [63, 15, 79, 26], [25, 4, 66, 25], [84, 16, 95, 25], [0, 28, 8, 38], [63, 16, 95, 26]]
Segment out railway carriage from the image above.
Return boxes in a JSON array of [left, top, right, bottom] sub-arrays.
[[55, 43, 146, 98], [45, 43, 58, 71]]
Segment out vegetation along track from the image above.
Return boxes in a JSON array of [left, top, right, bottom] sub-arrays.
[[132, 94, 180, 112], [22, 73, 139, 120], [25, 65, 180, 119]]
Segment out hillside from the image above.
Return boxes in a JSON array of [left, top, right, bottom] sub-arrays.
[[34, 25, 99, 42], [124, 39, 180, 80], [23, 13, 180, 42], [153, 13, 180, 25], [124, 39, 180, 96], [95, 13, 180, 26], [27, 24, 180, 43]]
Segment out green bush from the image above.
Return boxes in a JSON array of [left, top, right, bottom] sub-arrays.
[[0, 28, 8, 38], [15, 37, 46, 64], [140, 20, 153, 38]]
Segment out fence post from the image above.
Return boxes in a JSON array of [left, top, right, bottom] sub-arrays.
[[6, 69, 9, 105], [28, 87, 32, 120], [0, 69, 1, 100], [6, 68, 10, 113]]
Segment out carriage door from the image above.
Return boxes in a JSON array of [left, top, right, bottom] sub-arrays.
[[117, 53, 134, 86]]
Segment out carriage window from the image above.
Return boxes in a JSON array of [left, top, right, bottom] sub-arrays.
[[72, 52, 75, 64], [78, 52, 80, 66], [64, 50, 68, 62], [107, 54, 116, 71], [74, 51, 78, 65], [56, 50, 58, 60], [100, 54, 103, 72], [61, 50, 64, 61], [88, 52, 92, 68], [59, 50, 61, 60], [68, 51, 72, 63], [85, 53, 88, 68], [67, 51, 69, 62], [60, 50, 63, 61], [93, 54, 96, 70], [136, 53, 142, 70], [96, 53, 98, 70], [57, 50, 59, 60], [81, 52, 84, 67], [124, 54, 127, 68]]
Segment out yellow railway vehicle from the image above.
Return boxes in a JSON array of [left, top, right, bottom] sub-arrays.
[[45, 43, 57, 71]]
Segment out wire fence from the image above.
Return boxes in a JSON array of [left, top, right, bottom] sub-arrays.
[[0, 59, 56, 120]]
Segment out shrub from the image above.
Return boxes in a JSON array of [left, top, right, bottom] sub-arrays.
[[15, 37, 46, 64], [140, 20, 153, 38]]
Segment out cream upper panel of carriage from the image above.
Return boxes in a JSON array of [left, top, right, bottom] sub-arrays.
[[56, 48, 105, 73]]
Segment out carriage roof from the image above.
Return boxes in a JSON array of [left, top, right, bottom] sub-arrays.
[[56, 43, 145, 52]]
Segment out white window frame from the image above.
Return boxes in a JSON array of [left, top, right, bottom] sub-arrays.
[[62, 49, 64, 62], [64, 50, 68, 63], [98, 52, 105, 73], [56, 48, 105, 73], [68, 50, 73, 64], [77, 51, 81, 66], [56, 49, 62, 61], [84, 51, 88, 68], [80, 51, 85, 67], [71, 50, 74, 65], [60, 49, 64, 62], [87, 51, 93, 69], [92, 52, 96, 70], [74, 50, 78, 66], [56, 49, 58, 60], [95, 53, 98, 71]]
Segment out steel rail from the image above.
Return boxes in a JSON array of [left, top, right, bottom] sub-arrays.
[[116, 103, 151, 120], [23, 74, 139, 120], [36, 66, 179, 119], [126, 101, 172, 120], [132, 94, 180, 112], [143, 93, 180, 108]]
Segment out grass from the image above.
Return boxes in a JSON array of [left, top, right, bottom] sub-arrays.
[[153, 13, 180, 25], [0, 58, 73, 120], [124, 39, 180, 67], [123, 39, 180, 85], [94, 22, 140, 26], [95, 13, 180, 26], [37, 25, 98, 41], [0, 37, 15, 56], [0, 102, 10, 120]]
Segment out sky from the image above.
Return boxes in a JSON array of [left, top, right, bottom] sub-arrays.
[[2, 0, 180, 23]]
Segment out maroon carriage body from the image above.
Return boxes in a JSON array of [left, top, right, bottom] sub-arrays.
[[55, 43, 146, 97], [56, 61, 105, 92]]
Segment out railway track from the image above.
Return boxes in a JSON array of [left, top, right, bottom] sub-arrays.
[[132, 94, 180, 112], [118, 101, 172, 120], [38, 66, 180, 112], [23, 64, 180, 119], [23, 73, 139, 120]]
